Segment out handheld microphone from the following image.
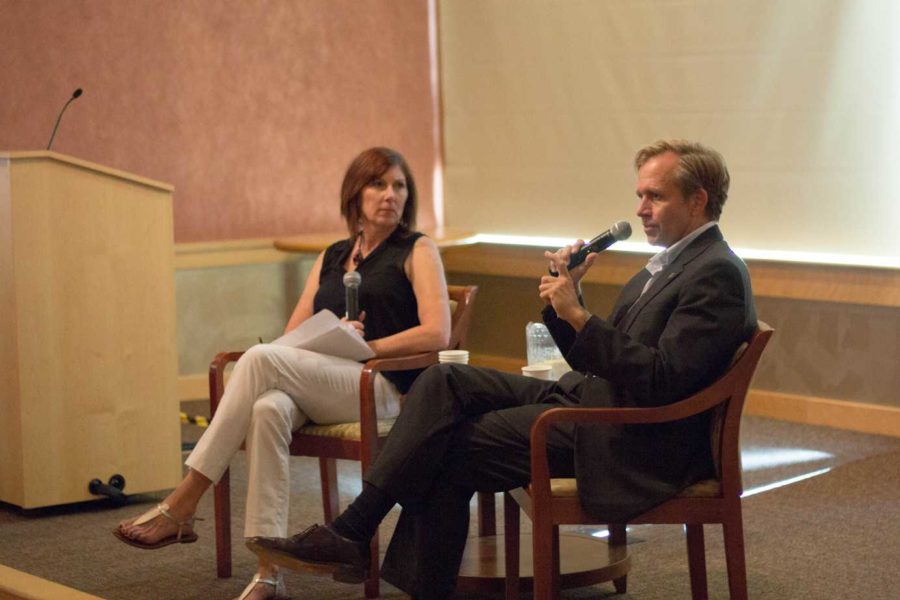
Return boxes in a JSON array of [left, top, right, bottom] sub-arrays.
[[343, 271, 361, 321], [47, 88, 83, 150], [549, 220, 632, 275]]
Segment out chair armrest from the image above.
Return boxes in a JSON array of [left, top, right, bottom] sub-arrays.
[[362, 351, 440, 374], [210, 351, 246, 371], [528, 378, 733, 493], [358, 351, 440, 423], [356, 351, 440, 467], [209, 351, 246, 415]]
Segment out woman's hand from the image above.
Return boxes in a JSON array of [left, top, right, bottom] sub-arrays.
[[341, 311, 366, 338]]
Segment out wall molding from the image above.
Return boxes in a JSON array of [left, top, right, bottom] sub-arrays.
[[174, 237, 900, 308], [440, 244, 900, 308], [175, 238, 296, 270]]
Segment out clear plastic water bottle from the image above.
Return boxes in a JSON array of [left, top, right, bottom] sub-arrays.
[[526, 322, 563, 366]]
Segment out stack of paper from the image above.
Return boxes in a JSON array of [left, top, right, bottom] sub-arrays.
[[270, 310, 375, 362]]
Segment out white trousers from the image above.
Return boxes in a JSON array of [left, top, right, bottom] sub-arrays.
[[185, 344, 402, 538]]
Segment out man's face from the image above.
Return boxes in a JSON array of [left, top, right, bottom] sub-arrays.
[[634, 151, 708, 247]]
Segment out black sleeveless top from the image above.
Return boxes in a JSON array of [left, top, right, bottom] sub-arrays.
[[313, 230, 424, 393]]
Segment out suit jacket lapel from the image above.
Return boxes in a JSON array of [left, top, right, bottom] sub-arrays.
[[619, 225, 723, 332], [611, 269, 651, 328]]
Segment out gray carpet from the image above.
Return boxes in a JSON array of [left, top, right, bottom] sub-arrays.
[[0, 415, 898, 599]]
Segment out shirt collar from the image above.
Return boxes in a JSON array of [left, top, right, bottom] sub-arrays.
[[645, 221, 717, 275]]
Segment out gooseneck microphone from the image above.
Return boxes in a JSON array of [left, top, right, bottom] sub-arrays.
[[47, 88, 83, 150], [343, 271, 362, 321], [549, 220, 632, 275]]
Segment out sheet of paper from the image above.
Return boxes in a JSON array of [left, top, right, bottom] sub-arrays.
[[270, 309, 375, 361]]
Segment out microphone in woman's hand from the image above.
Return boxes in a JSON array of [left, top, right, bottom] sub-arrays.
[[343, 271, 361, 320]]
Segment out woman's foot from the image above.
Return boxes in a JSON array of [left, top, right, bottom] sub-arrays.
[[234, 568, 287, 600], [114, 502, 201, 549]]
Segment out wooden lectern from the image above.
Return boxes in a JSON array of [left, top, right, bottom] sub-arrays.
[[0, 152, 181, 509]]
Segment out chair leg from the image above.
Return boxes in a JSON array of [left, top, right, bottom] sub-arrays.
[[213, 467, 232, 578], [503, 492, 521, 600], [319, 458, 340, 524], [723, 516, 748, 600], [550, 524, 561, 598], [478, 491, 497, 537], [532, 517, 558, 600], [609, 523, 628, 594], [363, 525, 380, 598], [685, 524, 708, 600]]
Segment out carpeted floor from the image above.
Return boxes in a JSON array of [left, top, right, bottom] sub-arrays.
[[0, 414, 898, 599]]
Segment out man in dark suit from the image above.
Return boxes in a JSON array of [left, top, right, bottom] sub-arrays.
[[248, 140, 757, 598]]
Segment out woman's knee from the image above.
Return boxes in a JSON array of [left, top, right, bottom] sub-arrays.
[[250, 392, 294, 431], [239, 344, 280, 368], [234, 344, 295, 382]]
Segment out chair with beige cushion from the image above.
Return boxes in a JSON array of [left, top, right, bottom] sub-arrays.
[[209, 284, 478, 598], [504, 322, 773, 600]]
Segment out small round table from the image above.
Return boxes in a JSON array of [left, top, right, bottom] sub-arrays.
[[457, 531, 631, 594]]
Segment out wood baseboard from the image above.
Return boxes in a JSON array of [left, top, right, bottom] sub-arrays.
[[177, 357, 899, 438], [746, 389, 899, 438], [177, 373, 213, 402], [0, 565, 102, 600]]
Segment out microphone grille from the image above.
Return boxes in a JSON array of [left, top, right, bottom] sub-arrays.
[[611, 221, 632, 241], [73, 88, 83, 98], [343, 271, 361, 287]]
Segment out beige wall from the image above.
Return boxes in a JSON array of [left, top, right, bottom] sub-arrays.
[[0, 0, 437, 242], [176, 256, 312, 375], [171, 246, 899, 415], [168, 248, 898, 438], [443, 272, 900, 411]]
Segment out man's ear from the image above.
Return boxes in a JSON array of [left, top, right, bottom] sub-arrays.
[[691, 188, 709, 216]]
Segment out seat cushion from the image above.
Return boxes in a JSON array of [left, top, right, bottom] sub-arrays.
[[547, 477, 721, 499], [296, 418, 397, 442]]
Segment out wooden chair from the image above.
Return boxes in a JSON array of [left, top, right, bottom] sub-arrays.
[[504, 322, 773, 600], [209, 284, 478, 598]]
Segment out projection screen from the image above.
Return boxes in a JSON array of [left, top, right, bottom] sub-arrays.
[[439, 0, 900, 266]]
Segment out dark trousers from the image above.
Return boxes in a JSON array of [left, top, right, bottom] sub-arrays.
[[364, 364, 578, 598]]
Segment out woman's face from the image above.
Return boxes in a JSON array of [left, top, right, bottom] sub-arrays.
[[359, 164, 409, 230]]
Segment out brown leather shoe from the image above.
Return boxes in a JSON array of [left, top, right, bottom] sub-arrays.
[[246, 524, 369, 584]]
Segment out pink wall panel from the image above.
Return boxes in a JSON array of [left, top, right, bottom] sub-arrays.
[[0, 0, 437, 242]]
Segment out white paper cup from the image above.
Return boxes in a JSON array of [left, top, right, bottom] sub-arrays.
[[521, 364, 553, 380], [545, 357, 572, 380], [439, 350, 469, 364]]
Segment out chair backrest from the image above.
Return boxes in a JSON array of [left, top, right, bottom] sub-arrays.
[[447, 285, 478, 350], [709, 321, 773, 496]]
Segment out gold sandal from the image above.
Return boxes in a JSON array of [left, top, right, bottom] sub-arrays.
[[236, 572, 289, 600], [112, 502, 202, 549]]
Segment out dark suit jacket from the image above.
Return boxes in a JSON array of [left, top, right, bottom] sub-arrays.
[[543, 225, 757, 521]]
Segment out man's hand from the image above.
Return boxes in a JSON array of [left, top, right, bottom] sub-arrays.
[[540, 243, 595, 331], [545, 240, 598, 286]]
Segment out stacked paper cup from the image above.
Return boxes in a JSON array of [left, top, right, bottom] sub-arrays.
[[521, 364, 553, 380], [438, 350, 469, 364]]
